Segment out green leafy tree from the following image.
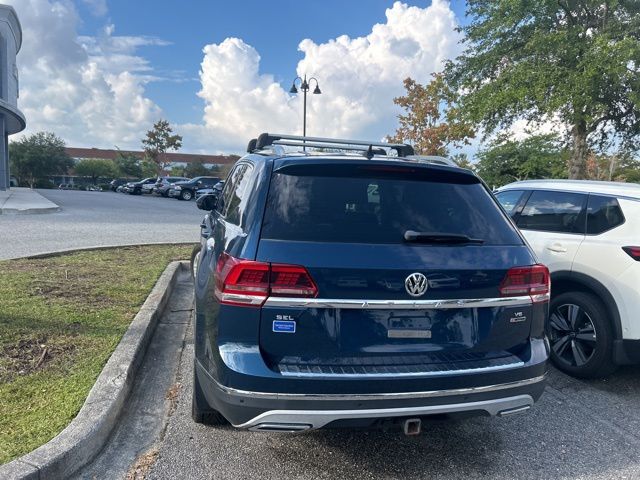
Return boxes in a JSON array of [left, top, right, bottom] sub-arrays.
[[475, 133, 567, 188], [451, 153, 474, 170], [140, 159, 158, 179], [184, 160, 211, 178], [447, 1, 640, 179], [142, 120, 183, 174], [74, 159, 118, 184], [114, 150, 142, 178], [388, 73, 475, 156], [9, 132, 73, 188], [586, 151, 640, 182]]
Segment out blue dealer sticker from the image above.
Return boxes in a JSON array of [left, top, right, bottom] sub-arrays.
[[272, 320, 296, 333]]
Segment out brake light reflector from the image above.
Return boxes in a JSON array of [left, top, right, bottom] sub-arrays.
[[623, 246, 640, 261], [214, 253, 317, 307], [500, 265, 550, 302]]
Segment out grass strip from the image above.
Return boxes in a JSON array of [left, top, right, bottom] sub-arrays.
[[0, 244, 192, 464]]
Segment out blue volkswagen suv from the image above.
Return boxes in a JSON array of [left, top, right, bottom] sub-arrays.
[[192, 133, 549, 433]]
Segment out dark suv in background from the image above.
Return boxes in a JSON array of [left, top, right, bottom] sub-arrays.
[[191, 133, 549, 434], [169, 176, 221, 200]]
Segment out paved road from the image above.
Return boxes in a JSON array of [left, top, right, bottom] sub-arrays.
[[74, 277, 640, 480], [0, 190, 203, 259]]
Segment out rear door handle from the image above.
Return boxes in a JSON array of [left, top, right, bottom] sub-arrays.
[[546, 243, 567, 253]]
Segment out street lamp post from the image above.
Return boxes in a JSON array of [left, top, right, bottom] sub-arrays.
[[289, 75, 321, 148]]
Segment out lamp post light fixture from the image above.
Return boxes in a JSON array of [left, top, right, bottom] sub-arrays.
[[289, 74, 321, 148]]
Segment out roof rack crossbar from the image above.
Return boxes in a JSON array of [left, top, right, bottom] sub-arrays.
[[272, 140, 377, 152], [255, 133, 415, 156]]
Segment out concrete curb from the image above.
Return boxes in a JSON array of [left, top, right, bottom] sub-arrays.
[[0, 205, 60, 215], [17, 242, 195, 261], [0, 260, 190, 480]]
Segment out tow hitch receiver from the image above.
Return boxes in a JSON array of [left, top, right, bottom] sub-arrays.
[[403, 418, 422, 436]]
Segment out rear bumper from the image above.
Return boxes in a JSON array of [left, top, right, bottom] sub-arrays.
[[195, 345, 548, 429]]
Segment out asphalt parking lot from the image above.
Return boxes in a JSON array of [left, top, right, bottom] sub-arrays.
[[0, 190, 202, 259], [75, 277, 640, 480]]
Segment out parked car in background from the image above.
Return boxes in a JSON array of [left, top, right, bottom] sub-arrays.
[[495, 180, 640, 378], [168, 176, 220, 200], [154, 176, 190, 197], [109, 178, 128, 192], [190, 133, 549, 433], [124, 177, 156, 195], [195, 180, 225, 200]]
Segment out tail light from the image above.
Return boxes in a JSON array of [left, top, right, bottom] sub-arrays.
[[500, 264, 550, 302], [214, 253, 317, 307], [623, 246, 640, 261]]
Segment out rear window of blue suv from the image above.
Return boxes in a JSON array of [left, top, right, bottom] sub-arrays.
[[261, 164, 522, 245]]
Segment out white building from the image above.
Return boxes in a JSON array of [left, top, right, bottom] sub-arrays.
[[0, 5, 25, 191]]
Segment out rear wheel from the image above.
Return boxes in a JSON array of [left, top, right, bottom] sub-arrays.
[[192, 365, 227, 425], [548, 291, 617, 378], [181, 190, 193, 201], [190, 245, 201, 279]]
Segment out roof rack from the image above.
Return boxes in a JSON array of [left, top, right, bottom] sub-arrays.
[[248, 133, 415, 157]]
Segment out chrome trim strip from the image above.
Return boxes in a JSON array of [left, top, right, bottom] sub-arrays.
[[263, 295, 533, 309], [212, 374, 546, 401], [236, 394, 536, 429], [278, 359, 525, 378], [220, 292, 265, 305]]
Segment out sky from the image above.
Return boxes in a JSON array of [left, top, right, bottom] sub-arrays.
[[7, 0, 478, 156]]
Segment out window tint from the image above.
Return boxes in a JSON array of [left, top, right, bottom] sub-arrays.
[[586, 195, 624, 234], [222, 166, 252, 225], [261, 171, 522, 245], [496, 190, 525, 216], [517, 190, 586, 234]]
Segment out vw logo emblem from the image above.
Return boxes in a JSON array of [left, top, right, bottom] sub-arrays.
[[405, 272, 428, 297]]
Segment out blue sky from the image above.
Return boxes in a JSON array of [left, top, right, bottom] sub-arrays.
[[10, 0, 476, 155]]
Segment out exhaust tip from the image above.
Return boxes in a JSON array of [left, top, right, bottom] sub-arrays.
[[403, 418, 422, 436], [250, 423, 312, 432], [498, 405, 531, 417]]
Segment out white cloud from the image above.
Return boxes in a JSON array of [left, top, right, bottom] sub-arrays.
[[80, 0, 107, 17], [189, 0, 462, 153], [8, 0, 163, 148]]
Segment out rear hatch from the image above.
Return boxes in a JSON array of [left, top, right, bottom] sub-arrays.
[[256, 160, 539, 375]]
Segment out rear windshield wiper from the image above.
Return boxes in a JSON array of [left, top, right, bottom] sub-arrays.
[[403, 230, 485, 245]]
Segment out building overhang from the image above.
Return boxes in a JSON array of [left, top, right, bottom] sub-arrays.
[[0, 5, 22, 52], [0, 99, 26, 134]]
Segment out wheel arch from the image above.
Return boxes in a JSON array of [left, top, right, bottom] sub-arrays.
[[550, 271, 622, 341]]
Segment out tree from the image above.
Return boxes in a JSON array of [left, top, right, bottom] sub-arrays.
[[446, 1, 640, 179], [451, 153, 474, 170], [586, 151, 640, 182], [74, 159, 118, 184], [9, 132, 73, 188], [142, 120, 182, 174], [184, 160, 211, 178], [114, 150, 142, 178], [475, 133, 567, 188], [387, 74, 475, 156]]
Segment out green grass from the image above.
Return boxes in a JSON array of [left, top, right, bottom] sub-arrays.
[[0, 244, 192, 464]]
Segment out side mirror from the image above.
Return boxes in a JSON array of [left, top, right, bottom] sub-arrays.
[[196, 193, 218, 211]]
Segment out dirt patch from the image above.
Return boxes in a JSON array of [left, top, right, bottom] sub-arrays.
[[165, 383, 181, 416], [0, 337, 77, 383], [125, 447, 159, 480]]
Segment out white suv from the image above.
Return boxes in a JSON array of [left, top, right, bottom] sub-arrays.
[[495, 180, 640, 378]]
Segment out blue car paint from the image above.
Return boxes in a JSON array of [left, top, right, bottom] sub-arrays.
[[192, 154, 549, 429]]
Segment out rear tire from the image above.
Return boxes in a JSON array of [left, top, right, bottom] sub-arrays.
[[548, 291, 617, 379], [190, 245, 201, 279], [192, 365, 227, 425]]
